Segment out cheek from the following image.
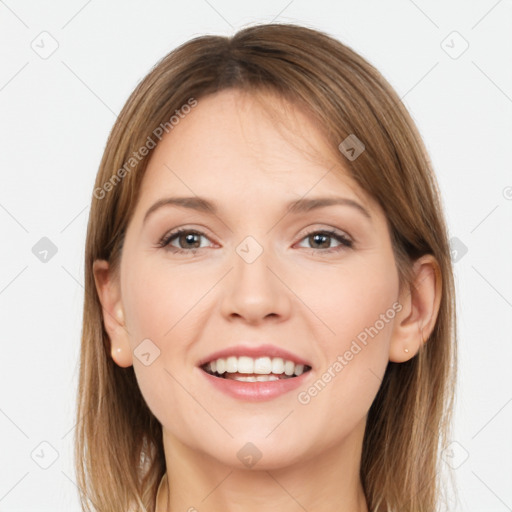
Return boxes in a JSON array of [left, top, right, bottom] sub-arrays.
[[293, 257, 399, 424], [120, 256, 202, 430], [121, 256, 208, 412], [122, 255, 203, 342], [297, 256, 399, 352], [331, 272, 397, 353]]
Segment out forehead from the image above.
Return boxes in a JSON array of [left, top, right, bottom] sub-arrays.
[[137, 89, 374, 214]]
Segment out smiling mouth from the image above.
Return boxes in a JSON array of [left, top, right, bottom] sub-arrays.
[[201, 356, 312, 382]]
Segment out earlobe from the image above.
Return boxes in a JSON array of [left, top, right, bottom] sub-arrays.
[[111, 345, 133, 368], [92, 259, 133, 368], [389, 254, 442, 363]]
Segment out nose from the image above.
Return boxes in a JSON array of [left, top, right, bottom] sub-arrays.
[[219, 242, 292, 325]]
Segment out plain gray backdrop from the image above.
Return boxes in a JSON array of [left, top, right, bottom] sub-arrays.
[[1, 0, 511, 510]]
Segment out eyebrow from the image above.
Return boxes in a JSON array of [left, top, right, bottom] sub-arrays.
[[143, 195, 372, 225]]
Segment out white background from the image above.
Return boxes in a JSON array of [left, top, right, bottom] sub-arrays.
[[0, 1, 511, 510]]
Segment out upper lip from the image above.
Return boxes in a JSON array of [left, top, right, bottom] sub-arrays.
[[198, 343, 312, 368]]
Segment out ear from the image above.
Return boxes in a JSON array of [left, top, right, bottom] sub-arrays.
[[389, 254, 442, 362], [92, 259, 133, 368]]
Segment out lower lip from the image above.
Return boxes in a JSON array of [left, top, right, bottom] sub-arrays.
[[199, 368, 312, 402]]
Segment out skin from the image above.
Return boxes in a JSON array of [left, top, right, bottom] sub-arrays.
[[94, 88, 442, 511]]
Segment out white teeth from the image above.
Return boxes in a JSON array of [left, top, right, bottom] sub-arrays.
[[205, 356, 309, 377], [226, 356, 238, 373], [284, 360, 295, 376], [271, 357, 285, 374], [294, 364, 304, 376], [235, 375, 257, 382], [230, 375, 280, 382], [253, 357, 272, 374], [255, 375, 280, 382], [216, 358, 226, 374], [237, 356, 254, 374]]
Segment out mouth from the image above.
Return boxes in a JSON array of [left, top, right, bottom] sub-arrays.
[[201, 356, 312, 382]]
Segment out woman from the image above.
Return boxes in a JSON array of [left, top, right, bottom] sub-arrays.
[[76, 23, 457, 511]]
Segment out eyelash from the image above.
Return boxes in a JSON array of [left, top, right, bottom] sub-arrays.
[[157, 228, 354, 256]]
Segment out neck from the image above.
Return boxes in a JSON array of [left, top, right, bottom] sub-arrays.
[[156, 421, 369, 512]]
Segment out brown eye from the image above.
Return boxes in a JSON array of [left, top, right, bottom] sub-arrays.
[[176, 232, 202, 249], [159, 229, 211, 253], [308, 233, 331, 249], [297, 230, 353, 253]]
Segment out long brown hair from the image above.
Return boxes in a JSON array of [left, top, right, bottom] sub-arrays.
[[76, 23, 457, 511]]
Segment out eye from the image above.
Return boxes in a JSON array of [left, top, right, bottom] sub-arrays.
[[296, 229, 353, 254], [158, 229, 213, 254], [157, 228, 354, 256]]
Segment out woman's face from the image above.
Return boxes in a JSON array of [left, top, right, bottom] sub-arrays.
[[115, 89, 401, 468]]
